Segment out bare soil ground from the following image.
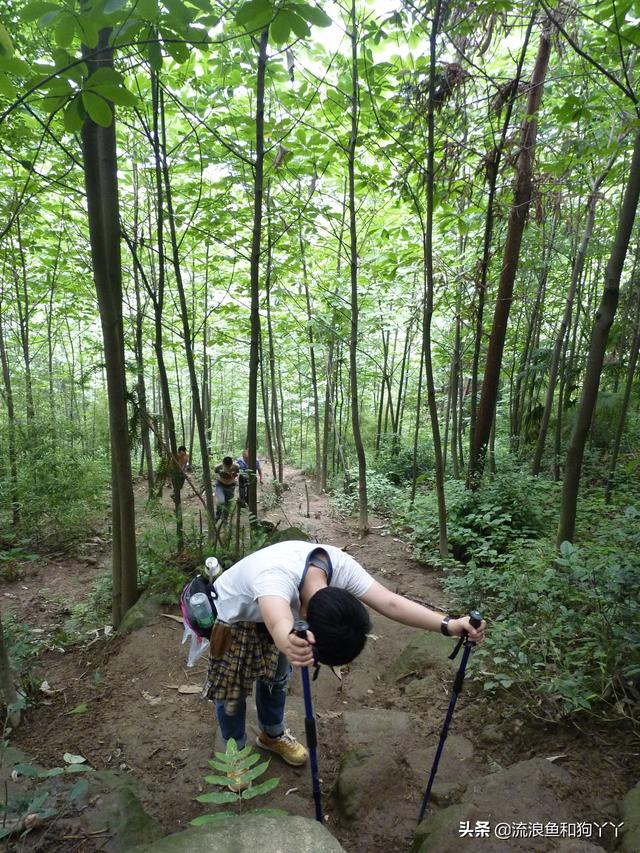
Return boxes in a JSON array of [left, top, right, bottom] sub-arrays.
[[2, 467, 637, 852]]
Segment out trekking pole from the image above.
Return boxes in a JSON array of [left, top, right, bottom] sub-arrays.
[[417, 610, 483, 824], [293, 619, 323, 823]]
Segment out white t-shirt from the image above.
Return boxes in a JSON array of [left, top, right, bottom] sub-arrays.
[[213, 540, 374, 624]]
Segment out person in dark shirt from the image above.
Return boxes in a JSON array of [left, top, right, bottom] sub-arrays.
[[214, 456, 239, 521]]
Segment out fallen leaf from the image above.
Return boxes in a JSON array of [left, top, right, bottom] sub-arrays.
[[545, 754, 567, 763], [285, 787, 298, 796], [177, 685, 202, 694], [63, 753, 87, 765], [66, 703, 88, 715], [161, 614, 184, 624], [142, 691, 162, 706], [40, 680, 53, 694]]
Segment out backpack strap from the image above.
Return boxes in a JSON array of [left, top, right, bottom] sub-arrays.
[[298, 546, 333, 593]]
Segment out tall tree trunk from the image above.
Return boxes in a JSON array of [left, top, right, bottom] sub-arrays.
[[81, 27, 137, 625], [468, 14, 535, 458], [605, 292, 640, 501], [246, 28, 269, 519], [348, 0, 368, 533], [299, 220, 321, 491], [423, 0, 448, 556], [532, 171, 612, 474], [13, 217, 35, 422], [410, 329, 425, 504], [259, 330, 277, 480], [558, 131, 640, 544], [468, 23, 551, 485], [160, 92, 215, 539], [0, 302, 19, 526], [131, 164, 154, 499]]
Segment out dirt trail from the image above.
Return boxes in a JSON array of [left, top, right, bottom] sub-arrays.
[[2, 467, 634, 852]]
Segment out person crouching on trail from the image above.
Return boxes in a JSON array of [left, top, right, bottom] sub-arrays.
[[202, 540, 485, 771]]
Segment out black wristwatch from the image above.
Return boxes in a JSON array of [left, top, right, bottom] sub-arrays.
[[440, 616, 451, 637]]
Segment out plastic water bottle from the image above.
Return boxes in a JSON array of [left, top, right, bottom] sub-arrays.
[[205, 556, 222, 582], [189, 592, 214, 628]]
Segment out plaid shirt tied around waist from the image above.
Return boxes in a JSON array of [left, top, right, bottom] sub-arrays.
[[202, 619, 280, 714]]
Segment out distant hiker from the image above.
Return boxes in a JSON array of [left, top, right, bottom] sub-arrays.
[[237, 448, 264, 505], [214, 455, 239, 521], [202, 540, 485, 776], [172, 445, 189, 497]]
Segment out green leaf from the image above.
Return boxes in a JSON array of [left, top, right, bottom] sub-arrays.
[[38, 767, 65, 778], [11, 763, 40, 777], [78, 17, 99, 48], [65, 764, 94, 773], [54, 14, 76, 47], [270, 11, 292, 44], [20, 1, 58, 23], [63, 96, 83, 132], [0, 23, 14, 57], [190, 812, 236, 825], [91, 83, 137, 106], [0, 55, 30, 74], [235, 0, 273, 29], [86, 67, 123, 86], [136, 0, 159, 17], [105, 0, 127, 12], [559, 540, 574, 558], [195, 790, 239, 805], [160, 29, 190, 63], [82, 90, 112, 125], [294, 3, 331, 27], [241, 759, 270, 782], [240, 776, 279, 799], [163, 0, 193, 25], [69, 778, 89, 800], [287, 12, 310, 38], [203, 774, 233, 785], [63, 752, 87, 764], [0, 73, 16, 99]]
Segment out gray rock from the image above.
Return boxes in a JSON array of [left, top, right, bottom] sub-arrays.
[[118, 593, 163, 635], [404, 677, 433, 701], [81, 771, 163, 851], [478, 723, 503, 746], [269, 526, 311, 543], [556, 842, 606, 852], [130, 814, 345, 852], [412, 758, 576, 852], [385, 632, 455, 683], [620, 781, 640, 853], [405, 735, 475, 782], [430, 780, 467, 806], [333, 745, 398, 820], [342, 708, 413, 746]]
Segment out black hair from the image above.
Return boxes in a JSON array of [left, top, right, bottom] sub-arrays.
[[178, 445, 187, 453], [306, 587, 372, 666], [223, 455, 233, 465]]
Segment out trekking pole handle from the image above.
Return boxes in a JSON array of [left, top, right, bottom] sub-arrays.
[[293, 619, 310, 639], [467, 610, 483, 645]]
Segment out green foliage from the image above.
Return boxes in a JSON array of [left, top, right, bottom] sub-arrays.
[[399, 470, 555, 564], [0, 433, 109, 548], [2, 616, 41, 692], [445, 510, 640, 721], [330, 469, 403, 517], [191, 738, 283, 825]]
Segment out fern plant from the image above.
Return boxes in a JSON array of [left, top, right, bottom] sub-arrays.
[[192, 739, 284, 826]]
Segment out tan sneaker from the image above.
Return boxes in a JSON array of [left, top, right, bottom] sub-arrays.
[[256, 730, 308, 766]]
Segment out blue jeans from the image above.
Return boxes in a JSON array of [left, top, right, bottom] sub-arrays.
[[215, 653, 292, 748]]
